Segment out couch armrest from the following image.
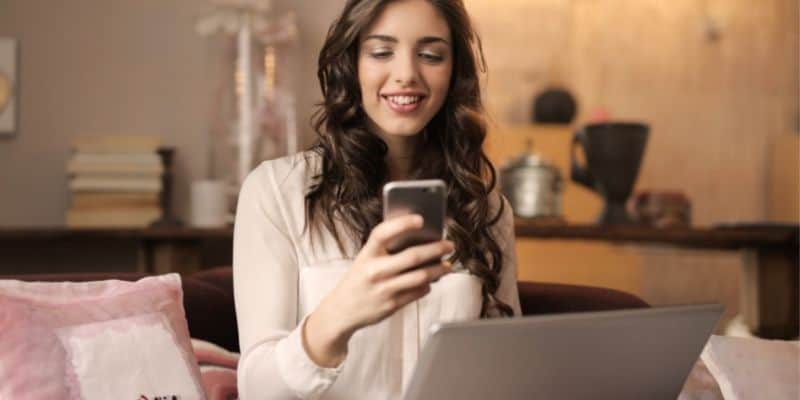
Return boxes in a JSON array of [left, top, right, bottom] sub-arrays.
[[518, 281, 649, 316]]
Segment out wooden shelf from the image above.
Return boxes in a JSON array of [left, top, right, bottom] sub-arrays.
[[513, 221, 799, 250], [0, 226, 234, 240], [2, 222, 796, 249]]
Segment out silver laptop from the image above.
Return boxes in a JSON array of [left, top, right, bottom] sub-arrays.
[[403, 304, 723, 400]]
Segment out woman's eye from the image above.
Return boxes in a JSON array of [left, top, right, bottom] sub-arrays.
[[420, 52, 444, 63], [370, 51, 393, 59]]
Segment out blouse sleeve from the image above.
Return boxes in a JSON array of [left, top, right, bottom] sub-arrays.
[[234, 164, 345, 400], [493, 194, 523, 317]]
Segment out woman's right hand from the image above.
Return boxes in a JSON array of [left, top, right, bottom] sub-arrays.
[[303, 214, 454, 367]]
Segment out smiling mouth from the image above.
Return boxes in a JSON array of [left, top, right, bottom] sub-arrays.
[[382, 95, 426, 113]]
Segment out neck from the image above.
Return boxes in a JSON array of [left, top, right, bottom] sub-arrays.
[[371, 125, 420, 182], [386, 149, 414, 181]]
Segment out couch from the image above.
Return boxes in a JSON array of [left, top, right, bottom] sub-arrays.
[[1, 266, 648, 352]]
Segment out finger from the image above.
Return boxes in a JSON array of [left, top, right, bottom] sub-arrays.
[[363, 214, 424, 255], [390, 284, 431, 311], [378, 262, 452, 295], [380, 240, 454, 278]]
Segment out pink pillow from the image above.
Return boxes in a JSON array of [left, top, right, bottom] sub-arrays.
[[701, 335, 799, 400], [0, 274, 206, 400], [678, 359, 723, 400]]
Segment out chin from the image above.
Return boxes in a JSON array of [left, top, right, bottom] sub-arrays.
[[376, 121, 427, 138]]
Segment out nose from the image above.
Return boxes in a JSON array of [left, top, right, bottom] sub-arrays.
[[392, 50, 420, 87]]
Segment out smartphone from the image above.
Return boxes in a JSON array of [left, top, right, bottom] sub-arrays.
[[382, 179, 447, 257]]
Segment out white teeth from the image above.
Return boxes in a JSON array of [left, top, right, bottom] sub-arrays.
[[386, 95, 421, 105]]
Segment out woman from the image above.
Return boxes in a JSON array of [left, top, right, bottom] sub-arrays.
[[233, 0, 521, 399]]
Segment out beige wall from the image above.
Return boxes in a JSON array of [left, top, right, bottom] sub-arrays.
[[0, 0, 345, 226]]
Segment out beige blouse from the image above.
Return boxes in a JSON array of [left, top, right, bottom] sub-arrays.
[[233, 152, 521, 400]]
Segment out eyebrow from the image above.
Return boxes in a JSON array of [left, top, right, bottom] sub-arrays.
[[363, 34, 450, 45]]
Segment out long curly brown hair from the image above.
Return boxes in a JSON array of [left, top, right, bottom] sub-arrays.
[[305, 0, 513, 318]]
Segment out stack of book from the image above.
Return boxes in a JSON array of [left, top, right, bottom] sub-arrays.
[[66, 135, 164, 228]]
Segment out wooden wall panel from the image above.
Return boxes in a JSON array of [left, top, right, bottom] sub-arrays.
[[470, 0, 798, 320], [470, 0, 798, 224], [485, 125, 642, 296], [767, 134, 800, 222]]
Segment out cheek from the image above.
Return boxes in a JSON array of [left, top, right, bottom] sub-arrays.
[[357, 62, 384, 100], [427, 65, 453, 103]]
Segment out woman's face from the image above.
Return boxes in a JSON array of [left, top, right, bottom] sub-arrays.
[[357, 0, 453, 140]]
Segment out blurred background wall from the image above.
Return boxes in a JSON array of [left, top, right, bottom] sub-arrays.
[[0, 0, 345, 226], [474, 0, 797, 224], [470, 0, 798, 327]]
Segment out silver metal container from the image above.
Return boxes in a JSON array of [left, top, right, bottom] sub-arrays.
[[500, 140, 563, 218]]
